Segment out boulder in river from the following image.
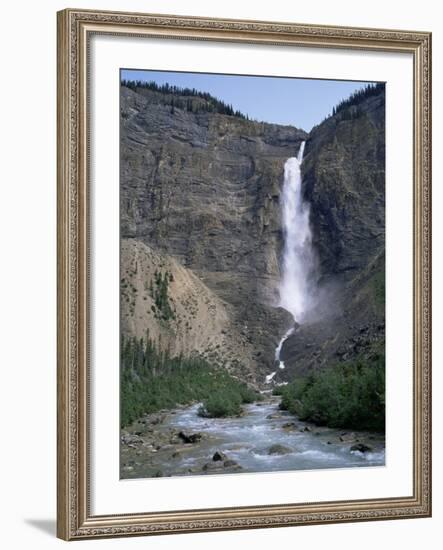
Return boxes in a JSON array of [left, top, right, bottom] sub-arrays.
[[178, 431, 202, 444], [350, 443, 373, 453], [268, 444, 293, 455], [213, 450, 228, 462], [282, 422, 297, 430]]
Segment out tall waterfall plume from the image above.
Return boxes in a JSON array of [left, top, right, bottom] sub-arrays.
[[270, 141, 315, 379], [279, 141, 314, 323]]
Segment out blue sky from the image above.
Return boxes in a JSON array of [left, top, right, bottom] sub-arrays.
[[121, 69, 377, 132]]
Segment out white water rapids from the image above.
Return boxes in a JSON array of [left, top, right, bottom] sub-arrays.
[[268, 141, 315, 382], [121, 399, 386, 478]]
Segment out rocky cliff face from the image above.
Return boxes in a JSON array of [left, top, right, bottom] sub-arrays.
[[121, 86, 304, 381], [120, 83, 385, 385], [303, 90, 385, 280]]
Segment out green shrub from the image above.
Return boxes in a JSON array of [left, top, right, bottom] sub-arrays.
[[279, 344, 385, 432], [150, 270, 175, 321], [199, 392, 242, 418], [238, 383, 260, 404], [198, 381, 262, 418]]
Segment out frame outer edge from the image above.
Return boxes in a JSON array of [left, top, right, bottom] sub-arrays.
[[56, 8, 432, 539], [423, 31, 432, 517], [57, 8, 72, 541], [428, 32, 432, 518], [415, 32, 431, 517]]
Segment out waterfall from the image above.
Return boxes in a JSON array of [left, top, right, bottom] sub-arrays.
[[274, 327, 295, 370], [278, 141, 313, 322], [269, 141, 314, 380]]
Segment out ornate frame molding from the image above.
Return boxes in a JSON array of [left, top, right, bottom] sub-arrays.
[[57, 8, 431, 540]]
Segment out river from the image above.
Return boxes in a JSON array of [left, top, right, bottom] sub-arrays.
[[120, 397, 385, 479]]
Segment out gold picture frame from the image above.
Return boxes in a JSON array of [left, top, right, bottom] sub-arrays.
[[57, 8, 432, 540]]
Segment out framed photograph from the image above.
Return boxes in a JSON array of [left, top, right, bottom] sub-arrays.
[[57, 8, 432, 540]]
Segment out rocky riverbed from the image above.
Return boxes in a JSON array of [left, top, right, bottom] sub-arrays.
[[120, 397, 385, 479]]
